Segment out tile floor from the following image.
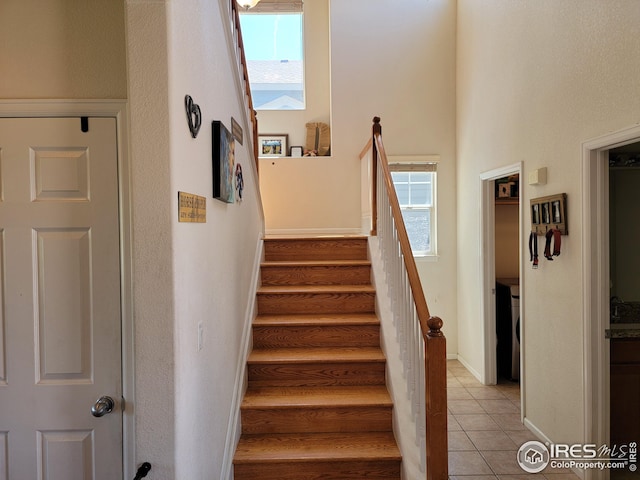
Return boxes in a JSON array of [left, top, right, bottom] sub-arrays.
[[447, 359, 581, 480]]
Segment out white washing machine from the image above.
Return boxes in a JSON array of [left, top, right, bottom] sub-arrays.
[[509, 284, 520, 381]]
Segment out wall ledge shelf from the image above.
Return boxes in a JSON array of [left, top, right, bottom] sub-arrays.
[[496, 197, 519, 205]]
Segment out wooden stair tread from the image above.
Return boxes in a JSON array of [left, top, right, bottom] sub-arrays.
[[254, 313, 379, 327], [263, 237, 369, 262], [258, 285, 375, 294], [242, 386, 392, 408], [234, 432, 401, 463], [248, 347, 386, 364], [261, 260, 371, 267], [235, 235, 403, 478], [264, 235, 369, 240]]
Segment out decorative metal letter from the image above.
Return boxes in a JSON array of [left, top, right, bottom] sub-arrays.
[[184, 95, 202, 138]]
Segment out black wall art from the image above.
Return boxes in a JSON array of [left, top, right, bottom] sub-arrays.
[[184, 95, 202, 138], [212, 121, 235, 203]]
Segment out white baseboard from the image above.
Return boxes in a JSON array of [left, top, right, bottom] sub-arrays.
[[523, 417, 552, 444], [523, 418, 585, 479], [456, 355, 483, 383], [447, 353, 458, 360], [220, 236, 263, 480]]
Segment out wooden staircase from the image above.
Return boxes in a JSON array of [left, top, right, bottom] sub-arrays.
[[233, 236, 402, 480]]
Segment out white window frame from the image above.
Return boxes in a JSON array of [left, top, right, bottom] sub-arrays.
[[389, 159, 438, 257]]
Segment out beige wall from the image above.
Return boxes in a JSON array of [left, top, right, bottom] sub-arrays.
[[495, 203, 519, 279], [0, 0, 126, 99], [331, 0, 459, 351], [260, 156, 362, 234], [261, 0, 459, 351], [457, 0, 640, 445]]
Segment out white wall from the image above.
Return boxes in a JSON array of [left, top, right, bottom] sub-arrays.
[[262, 0, 458, 350], [257, 0, 358, 235], [457, 0, 640, 445], [125, 3, 176, 475], [127, 0, 264, 477], [256, 0, 331, 148], [330, 0, 459, 352], [168, 1, 264, 477]]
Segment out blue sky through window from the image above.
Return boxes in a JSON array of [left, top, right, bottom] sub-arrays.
[[240, 12, 305, 109], [240, 14, 303, 61]]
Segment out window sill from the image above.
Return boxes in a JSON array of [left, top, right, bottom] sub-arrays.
[[259, 155, 334, 160], [414, 254, 438, 263]]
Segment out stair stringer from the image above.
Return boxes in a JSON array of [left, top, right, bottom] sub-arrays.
[[368, 236, 425, 480], [220, 236, 264, 480]]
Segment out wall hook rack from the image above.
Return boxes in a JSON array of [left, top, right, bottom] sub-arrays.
[[530, 193, 567, 235]]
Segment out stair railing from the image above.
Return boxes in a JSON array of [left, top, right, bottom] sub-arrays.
[[367, 117, 448, 480], [229, 0, 260, 171]]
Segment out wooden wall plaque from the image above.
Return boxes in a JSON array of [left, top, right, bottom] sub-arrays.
[[178, 191, 206, 223]]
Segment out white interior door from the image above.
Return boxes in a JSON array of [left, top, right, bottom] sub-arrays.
[[0, 117, 122, 479]]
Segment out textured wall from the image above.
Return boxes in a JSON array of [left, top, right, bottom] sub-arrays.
[[0, 0, 126, 99], [126, 0, 264, 477], [167, 0, 264, 478], [457, 0, 640, 445], [125, 1, 176, 476]]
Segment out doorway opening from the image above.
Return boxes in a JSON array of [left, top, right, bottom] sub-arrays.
[[480, 163, 523, 412], [583, 125, 640, 480]]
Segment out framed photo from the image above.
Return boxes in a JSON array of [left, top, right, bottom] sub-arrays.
[[290, 145, 303, 157], [212, 120, 235, 203], [259, 134, 288, 157], [552, 200, 562, 224], [541, 202, 551, 224], [531, 204, 540, 224]]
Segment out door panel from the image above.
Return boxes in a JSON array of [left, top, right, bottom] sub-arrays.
[[0, 117, 122, 479], [35, 228, 92, 382], [0, 229, 5, 387]]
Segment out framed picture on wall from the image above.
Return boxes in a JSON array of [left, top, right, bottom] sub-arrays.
[[541, 202, 551, 224], [531, 204, 540, 224], [552, 200, 562, 224], [258, 134, 288, 157], [212, 120, 235, 203]]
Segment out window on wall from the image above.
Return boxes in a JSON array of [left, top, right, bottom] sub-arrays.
[[390, 163, 437, 256], [239, 1, 304, 110]]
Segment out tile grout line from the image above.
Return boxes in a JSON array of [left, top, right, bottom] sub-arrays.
[[446, 360, 580, 480]]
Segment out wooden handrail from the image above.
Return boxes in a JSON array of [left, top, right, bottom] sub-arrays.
[[231, 0, 260, 172], [372, 117, 430, 320], [369, 116, 448, 480]]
